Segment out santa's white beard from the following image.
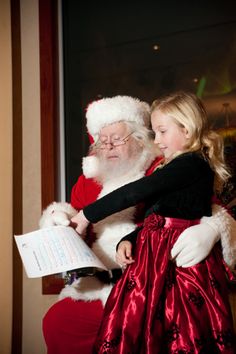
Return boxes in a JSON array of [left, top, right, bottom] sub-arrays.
[[97, 158, 134, 182], [95, 147, 147, 184]]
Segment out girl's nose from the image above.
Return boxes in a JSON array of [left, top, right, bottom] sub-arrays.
[[154, 135, 159, 145]]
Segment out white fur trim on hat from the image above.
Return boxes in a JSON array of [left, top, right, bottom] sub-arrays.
[[86, 95, 150, 139]]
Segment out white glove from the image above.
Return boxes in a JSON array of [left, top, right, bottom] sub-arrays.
[[39, 202, 77, 229], [171, 223, 220, 267]]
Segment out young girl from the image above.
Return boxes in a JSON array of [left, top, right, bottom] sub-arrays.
[[72, 92, 235, 353]]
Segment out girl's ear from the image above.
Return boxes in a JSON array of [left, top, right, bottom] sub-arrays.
[[183, 127, 190, 139]]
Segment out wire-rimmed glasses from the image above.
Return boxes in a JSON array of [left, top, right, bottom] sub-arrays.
[[94, 132, 134, 149]]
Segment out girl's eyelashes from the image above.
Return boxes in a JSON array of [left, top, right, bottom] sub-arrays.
[[155, 129, 166, 135]]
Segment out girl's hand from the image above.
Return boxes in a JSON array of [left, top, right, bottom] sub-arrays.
[[116, 241, 135, 266], [71, 210, 90, 236]]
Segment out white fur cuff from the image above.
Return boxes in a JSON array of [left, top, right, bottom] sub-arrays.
[[39, 201, 77, 229]]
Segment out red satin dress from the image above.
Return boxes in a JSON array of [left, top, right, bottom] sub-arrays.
[[94, 214, 236, 353]]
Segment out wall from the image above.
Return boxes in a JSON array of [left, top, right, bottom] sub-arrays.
[[20, 1, 57, 353], [0, 1, 13, 353]]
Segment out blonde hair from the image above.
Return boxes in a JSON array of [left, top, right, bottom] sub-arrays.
[[151, 91, 231, 193]]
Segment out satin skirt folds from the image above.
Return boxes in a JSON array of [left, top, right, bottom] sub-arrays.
[[94, 214, 236, 354]]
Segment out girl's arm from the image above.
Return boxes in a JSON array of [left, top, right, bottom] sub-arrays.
[[83, 153, 212, 223]]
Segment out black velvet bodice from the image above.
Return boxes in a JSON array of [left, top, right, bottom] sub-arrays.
[[84, 152, 214, 223]]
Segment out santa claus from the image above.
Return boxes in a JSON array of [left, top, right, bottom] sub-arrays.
[[40, 95, 236, 354]]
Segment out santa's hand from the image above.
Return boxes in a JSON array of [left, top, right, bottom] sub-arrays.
[[171, 223, 220, 267], [49, 211, 70, 226], [116, 241, 135, 266], [71, 210, 90, 236], [39, 202, 77, 228]]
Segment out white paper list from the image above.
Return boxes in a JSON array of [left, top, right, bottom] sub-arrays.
[[14, 226, 107, 278]]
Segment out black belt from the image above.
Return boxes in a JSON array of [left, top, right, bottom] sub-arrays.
[[65, 267, 122, 285], [95, 268, 123, 284]]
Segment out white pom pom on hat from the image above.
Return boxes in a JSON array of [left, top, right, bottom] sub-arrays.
[[82, 155, 100, 178], [86, 95, 150, 139]]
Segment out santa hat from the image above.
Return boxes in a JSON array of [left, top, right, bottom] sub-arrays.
[[86, 95, 150, 140]]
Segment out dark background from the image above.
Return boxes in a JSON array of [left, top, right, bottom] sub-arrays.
[[62, 1, 236, 201]]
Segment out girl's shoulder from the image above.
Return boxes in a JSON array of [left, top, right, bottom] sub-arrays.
[[176, 151, 206, 161], [171, 151, 210, 170]]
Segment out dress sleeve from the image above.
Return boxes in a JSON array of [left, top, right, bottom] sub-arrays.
[[83, 153, 211, 223]]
